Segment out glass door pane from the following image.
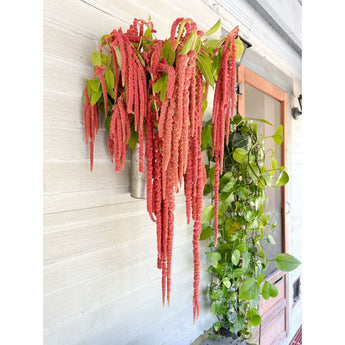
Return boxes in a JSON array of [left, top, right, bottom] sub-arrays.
[[245, 83, 282, 276]]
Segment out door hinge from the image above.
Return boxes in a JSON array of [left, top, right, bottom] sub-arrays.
[[236, 82, 243, 95]]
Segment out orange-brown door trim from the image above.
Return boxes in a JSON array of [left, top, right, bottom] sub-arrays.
[[237, 65, 288, 251]]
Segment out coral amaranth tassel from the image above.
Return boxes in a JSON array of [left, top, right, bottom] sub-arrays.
[[82, 18, 240, 323]]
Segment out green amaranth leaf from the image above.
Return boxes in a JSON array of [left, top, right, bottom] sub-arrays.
[[91, 50, 102, 66], [100, 53, 108, 67], [201, 125, 212, 151], [152, 73, 168, 102], [104, 70, 114, 99], [204, 19, 221, 36], [114, 46, 122, 69], [128, 122, 138, 151], [87, 79, 102, 105], [105, 114, 112, 134], [206, 39, 221, 50], [144, 27, 153, 40], [211, 52, 221, 81], [195, 36, 202, 53], [100, 34, 109, 46], [235, 37, 245, 62], [161, 38, 175, 66], [196, 53, 214, 87], [180, 32, 194, 55], [135, 49, 146, 67], [88, 79, 101, 92]]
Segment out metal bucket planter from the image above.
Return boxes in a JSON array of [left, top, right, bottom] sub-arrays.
[[130, 144, 146, 199]]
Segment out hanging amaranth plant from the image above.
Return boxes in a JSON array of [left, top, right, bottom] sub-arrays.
[[82, 17, 242, 322]]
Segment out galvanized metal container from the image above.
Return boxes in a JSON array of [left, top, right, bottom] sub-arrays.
[[130, 144, 146, 199]]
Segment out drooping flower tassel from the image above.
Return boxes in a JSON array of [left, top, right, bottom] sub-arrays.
[[83, 85, 99, 172]]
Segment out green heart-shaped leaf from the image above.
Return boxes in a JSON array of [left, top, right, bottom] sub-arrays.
[[206, 252, 221, 267], [202, 205, 215, 222], [275, 253, 301, 272], [231, 249, 240, 266], [272, 125, 283, 145], [200, 225, 212, 240], [274, 170, 289, 187], [233, 148, 249, 164], [239, 278, 260, 300]]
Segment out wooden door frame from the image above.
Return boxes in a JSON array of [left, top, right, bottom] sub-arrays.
[[237, 65, 290, 340]]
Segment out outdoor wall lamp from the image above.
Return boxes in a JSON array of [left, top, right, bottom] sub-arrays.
[[292, 94, 302, 119], [221, 28, 252, 67], [233, 35, 252, 95], [236, 35, 252, 66]]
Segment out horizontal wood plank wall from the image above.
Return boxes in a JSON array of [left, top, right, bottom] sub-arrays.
[[43, 1, 220, 344]]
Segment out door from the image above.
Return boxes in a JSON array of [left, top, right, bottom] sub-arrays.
[[237, 66, 289, 345]]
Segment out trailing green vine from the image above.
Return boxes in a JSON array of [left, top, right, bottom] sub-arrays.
[[200, 115, 300, 342]]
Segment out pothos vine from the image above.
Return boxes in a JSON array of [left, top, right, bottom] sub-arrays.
[[82, 17, 244, 322]]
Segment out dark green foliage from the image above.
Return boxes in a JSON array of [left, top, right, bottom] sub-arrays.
[[200, 115, 300, 342]]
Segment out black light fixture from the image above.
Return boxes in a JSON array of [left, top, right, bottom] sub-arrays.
[[292, 94, 302, 119], [221, 29, 252, 67], [235, 35, 252, 66]]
